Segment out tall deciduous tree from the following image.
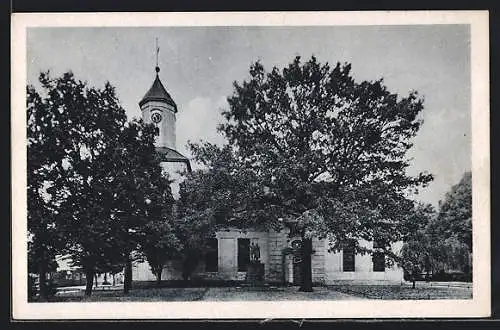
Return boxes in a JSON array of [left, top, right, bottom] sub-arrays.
[[175, 144, 261, 281], [400, 203, 436, 288], [189, 56, 433, 291], [138, 173, 179, 286], [106, 119, 176, 294], [27, 72, 170, 297], [400, 172, 473, 285], [425, 171, 472, 277], [435, 171, 472, 253], [140, 219, 179, 286], [28, 79, 72, 300]]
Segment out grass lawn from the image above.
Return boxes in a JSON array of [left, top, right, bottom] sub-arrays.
[[35, 282, 472, 302], [49, 285, 363, 302], [49, 287, 210, 302], [328, 284, 472, 300]]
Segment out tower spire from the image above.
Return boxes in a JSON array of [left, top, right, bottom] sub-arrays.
[[155, 37, 160, 74]]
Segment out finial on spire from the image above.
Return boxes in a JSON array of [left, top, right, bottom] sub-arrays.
[[155, 37, 160, 74]]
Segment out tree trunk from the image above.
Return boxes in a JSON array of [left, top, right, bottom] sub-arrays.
[[299, 237, 313, 292], [155, 269, 162, 287], [112, 273, 115, 286], [84, 268, 94, 297], [38, 262, 47, 301], [411, 270, 416, 289], [182, 271, 189, 283], [123, 256, 133, 294], [182, 252, 198, 284]]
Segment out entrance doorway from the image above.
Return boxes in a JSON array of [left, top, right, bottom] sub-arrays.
[[292, 257, 301, 285], [291, 239, 303, 286]]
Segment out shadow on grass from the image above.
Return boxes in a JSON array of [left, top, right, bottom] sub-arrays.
[[328, 284, 473, 300]]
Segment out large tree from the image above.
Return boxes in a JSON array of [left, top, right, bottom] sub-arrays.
[[138, 174, 179, 286], [188, 56, 433, 291], [425, 171, 472, 276], [27, 72, 171, 296], [400, 203, 436, 288], [105, 119, 175, 294], [400, 172, 473, 284], [176, 144, 263, 281], [27, 81, 67, 300], [435, 171, 472, 253]]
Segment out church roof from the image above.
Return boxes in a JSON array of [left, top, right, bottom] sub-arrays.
[[139, 72, 177, 112], [156, 147, 192, 172]]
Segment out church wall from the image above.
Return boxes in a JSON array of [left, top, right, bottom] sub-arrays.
[[160, 162, 188, 199], [217, 236, 237, 279], [323, 239, 404, 284], [131, 235, 404, 285], [132, 259, 184, 282], [214, 229, 270, 281], [311, 238, 326, 284], [266, 230, 289, 282]]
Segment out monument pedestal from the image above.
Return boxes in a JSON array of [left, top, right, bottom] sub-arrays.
[[245, 262, 265, 285]]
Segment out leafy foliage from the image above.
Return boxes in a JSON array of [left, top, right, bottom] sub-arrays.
[[138, 178, 179, 284], [434, 171, 472, 252], [400, 203, 436, 286], [401, 172, 473, 282], [27, 71, 175, 296], [184, 56, 433, 289], [190, 56, 432, 243], [425, 172, 472, 276], [27, 76, 75, 298]]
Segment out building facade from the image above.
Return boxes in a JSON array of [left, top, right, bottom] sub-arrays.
[[132, 64, 404, 285]]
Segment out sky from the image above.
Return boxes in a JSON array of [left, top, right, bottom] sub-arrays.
[[26, 25, 471, 207]]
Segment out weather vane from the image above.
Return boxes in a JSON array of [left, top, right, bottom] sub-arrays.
[[155, 37, 160, 73]]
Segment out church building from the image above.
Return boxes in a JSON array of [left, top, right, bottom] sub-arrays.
[[132, 61, 404, 286]]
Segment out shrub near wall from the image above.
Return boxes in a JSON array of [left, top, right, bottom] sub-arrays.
[[431, 270, 472, 282]]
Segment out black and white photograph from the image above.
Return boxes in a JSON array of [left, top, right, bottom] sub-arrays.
[[11, 11, 490, 319]]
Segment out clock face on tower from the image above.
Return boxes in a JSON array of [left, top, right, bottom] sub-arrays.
[[151, 112, 162, 124]]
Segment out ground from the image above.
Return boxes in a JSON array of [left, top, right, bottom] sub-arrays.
[[328, 282, 472, 300], [35, 281, 472, 302]]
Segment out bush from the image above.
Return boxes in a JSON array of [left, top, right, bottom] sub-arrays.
[[429, 270, 472, 282], [403, 269, 431, 282]]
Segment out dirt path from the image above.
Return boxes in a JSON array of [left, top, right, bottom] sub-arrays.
[[201, 286, 366, 301]]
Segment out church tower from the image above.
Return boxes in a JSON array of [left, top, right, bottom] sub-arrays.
[[139, 42, 191, 198], [139, 65, 177, 149]]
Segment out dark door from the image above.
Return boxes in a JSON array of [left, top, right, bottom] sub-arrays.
[[237, 238, 250, 272]]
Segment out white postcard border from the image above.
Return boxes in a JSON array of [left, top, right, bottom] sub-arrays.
[[11, 11, 490, 320]]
